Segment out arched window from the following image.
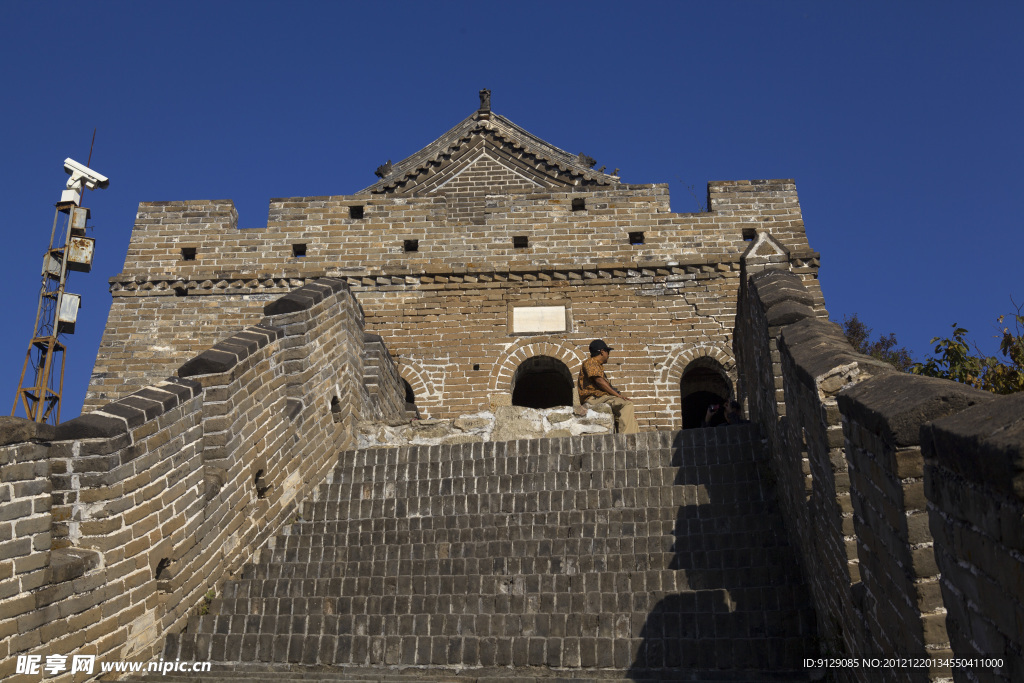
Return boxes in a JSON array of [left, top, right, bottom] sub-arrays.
[[511, 355, 573, 409], [679, 357, 732, 429]]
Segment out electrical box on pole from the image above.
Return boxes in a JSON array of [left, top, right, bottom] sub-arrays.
[[12, 159, 109, 425]]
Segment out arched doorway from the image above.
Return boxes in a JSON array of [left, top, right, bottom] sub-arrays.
[[679, 357, 732, 428], [401, 378, 420, 418], [511, 355, 574, 409]]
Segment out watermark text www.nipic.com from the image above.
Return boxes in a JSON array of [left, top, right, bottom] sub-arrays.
[[16, 654, 213, 676]]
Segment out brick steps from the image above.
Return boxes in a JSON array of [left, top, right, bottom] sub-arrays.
[[128, 662, 810, 682], [268, 520, 785, 552], [166, 626, 811, 671], [189, 587, 812, 633], [158, 427, 816, 679], [233, 549, 800, 587]]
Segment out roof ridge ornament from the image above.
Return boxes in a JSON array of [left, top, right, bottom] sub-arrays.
[[478, 88, 491, 120]]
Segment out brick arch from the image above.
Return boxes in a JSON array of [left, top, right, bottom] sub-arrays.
[[658, 344, 735, 388], [488, 339, 584, 394], [396, 360, 434, 410], [654, 344, 736, 428]]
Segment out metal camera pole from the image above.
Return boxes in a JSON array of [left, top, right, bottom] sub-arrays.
[[12, 155, 108, 424]]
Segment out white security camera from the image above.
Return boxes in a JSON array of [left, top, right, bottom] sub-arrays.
[[63, 158, 109, 191]]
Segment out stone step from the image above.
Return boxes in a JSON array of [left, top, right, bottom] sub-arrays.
[[322, 464, 694, 495], [128, 662, 810, 682], [231, 557, 799, 592], [246, 543, 801, 581], [298, 485, 715, 523], [166, 607, 815, 668], [226, 566, 746, 596], [221, 560, 809, 601], [277, 510, 682, 540], [273, 511, 785, 549], [336, 429, 755, 471], [197, 589, 814, 630]]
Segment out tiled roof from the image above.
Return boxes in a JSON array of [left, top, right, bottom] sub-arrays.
[[360, 111, 621, 194]]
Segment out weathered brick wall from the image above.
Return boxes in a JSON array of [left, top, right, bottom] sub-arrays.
[[87, 181, 823, 423], [737, 260, 1023, 678], [0, 421, 54, 664], [85, 294, 275, 412], [356, 267, 741, 426], [361, 333, 408, 422], [0, 278, 402, 681], [113, 183, 813, 277], [838, 375, 992, 681], [776, 315, 894, 662], [735, 266, 889, 666], [921, 393, 1024, 683]]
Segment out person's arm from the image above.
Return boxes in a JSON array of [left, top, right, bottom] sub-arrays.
[[595, 376, 627, 401]]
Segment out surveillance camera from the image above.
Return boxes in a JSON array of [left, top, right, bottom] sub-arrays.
[[63, 158, 109, 191]]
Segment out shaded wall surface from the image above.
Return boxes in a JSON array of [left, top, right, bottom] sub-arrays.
[[736, 261, 1023, 682], [0, 278, 405, 682]]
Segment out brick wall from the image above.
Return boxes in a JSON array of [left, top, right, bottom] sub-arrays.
[[736, 260, 1023, 679], [922, 393, 1024, 683], [86, 181, 822, 422], [0, 278, 404, 681], [838, 375, 992, 681], [0, 421, 54, 665], [113, 183, 813, 278], [361, 333, 407, 423]]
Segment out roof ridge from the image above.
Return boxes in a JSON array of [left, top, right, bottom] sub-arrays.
[[360, 110, 620, 194]]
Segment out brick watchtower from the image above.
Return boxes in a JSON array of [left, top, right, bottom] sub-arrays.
[[87, 91, 822, 429]]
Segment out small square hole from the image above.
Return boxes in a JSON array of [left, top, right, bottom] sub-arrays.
[[404, 239, 419, 252], [513, 236, 529, 249], [571, 198, 586, 211], [292, 243, 307, 257], [628, 231, 645, 245], [180, 247, 196, 261], [742, 228, 756, 241], [350, 205, 364, 220]]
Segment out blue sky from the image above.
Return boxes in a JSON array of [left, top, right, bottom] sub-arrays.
[[2, 1, 1021, 419]]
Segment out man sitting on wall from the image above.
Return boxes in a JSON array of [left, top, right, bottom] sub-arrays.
[[578, 339, 639, 434]]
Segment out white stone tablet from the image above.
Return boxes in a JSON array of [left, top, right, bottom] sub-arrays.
[[512, 305, 566, 333]]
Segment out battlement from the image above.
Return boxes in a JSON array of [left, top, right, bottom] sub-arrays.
[[118, 181, 809, 281]]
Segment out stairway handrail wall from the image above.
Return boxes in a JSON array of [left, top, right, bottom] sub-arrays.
[[0, 277, 405, 681]]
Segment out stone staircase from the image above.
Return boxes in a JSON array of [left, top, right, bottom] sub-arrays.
[[146, 426, 817, 681]]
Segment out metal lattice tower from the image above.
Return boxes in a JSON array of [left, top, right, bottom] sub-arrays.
[[12, 159, 107, 424]]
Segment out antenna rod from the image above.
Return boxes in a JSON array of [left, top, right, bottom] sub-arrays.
[[87, 128, 96, 167]]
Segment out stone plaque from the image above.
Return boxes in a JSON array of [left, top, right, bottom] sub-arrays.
[[512, 306, 566, 333]]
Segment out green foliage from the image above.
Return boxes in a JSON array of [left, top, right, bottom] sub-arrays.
[[839, 314, 914, 372], [197, 588, 216, 616], [911, 303, 1024, 395]]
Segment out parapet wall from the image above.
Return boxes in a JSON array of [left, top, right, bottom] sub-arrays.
[[0, 278, 404, 682], [116, 181, 812, 278], [737, 264, 1023, 681]]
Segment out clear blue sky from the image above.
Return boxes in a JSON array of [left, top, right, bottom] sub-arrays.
[[2, 1, 1020, 419]]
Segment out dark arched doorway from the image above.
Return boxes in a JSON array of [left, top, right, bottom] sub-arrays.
[[680, 358, 732, 428], [511, 355, 574, 409], [401, 378, 420, 418]]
